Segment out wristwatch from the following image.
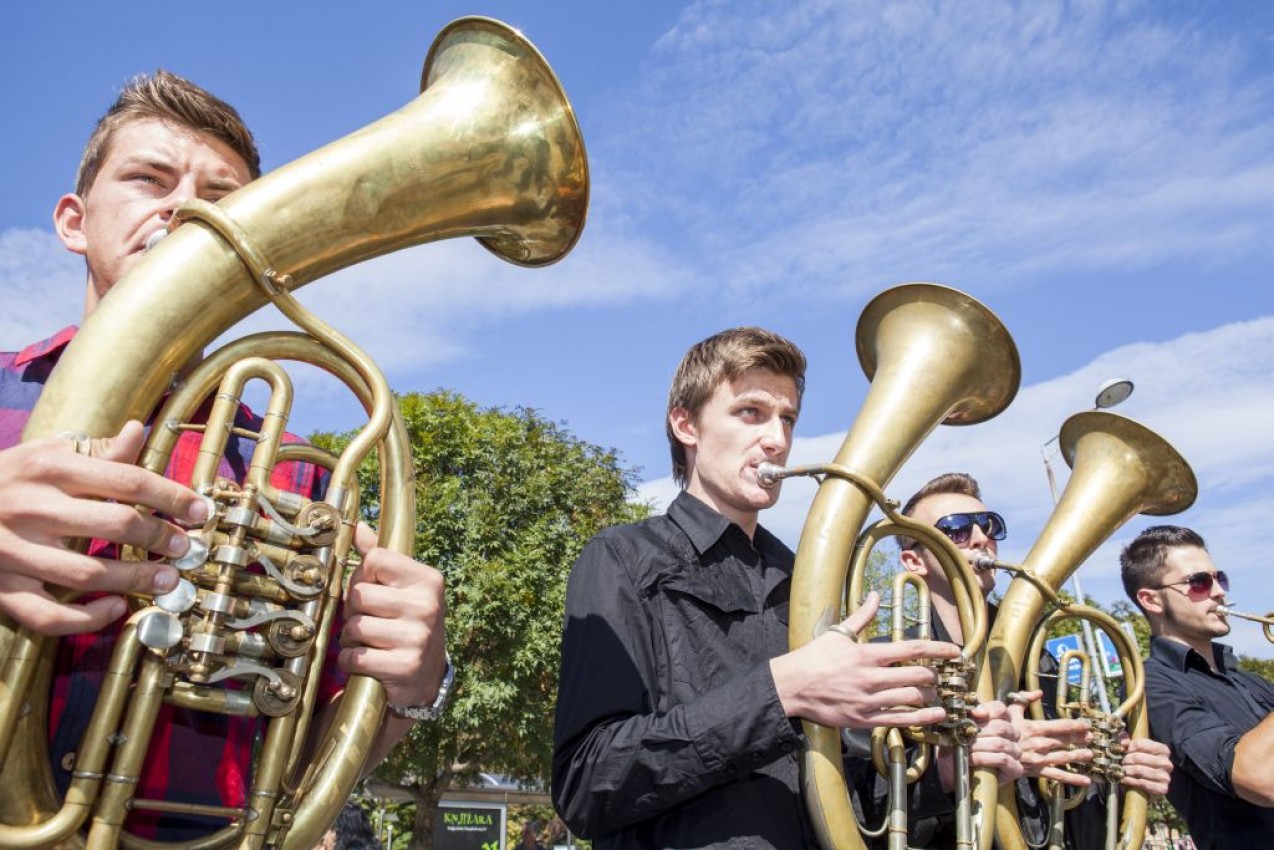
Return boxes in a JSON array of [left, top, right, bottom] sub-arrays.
[[387, 654, 454, 721]]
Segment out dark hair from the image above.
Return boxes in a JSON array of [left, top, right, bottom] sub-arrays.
[[896, 472, 983, 551], [665, 327, 806, 486], [76, 69, 261, 197], [1119, 525, 1208, 613], [329, 802, 382, 850]]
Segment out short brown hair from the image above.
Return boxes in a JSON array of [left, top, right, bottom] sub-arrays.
[[666, 327, 806, 487], [75, 69, 261, 197], [896, 472, 983, 551], [1120, 525, 1208, 613]]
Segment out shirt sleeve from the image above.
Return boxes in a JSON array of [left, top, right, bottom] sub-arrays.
[[551, 533, 802, 838], [1146, 667, 1242, 797]]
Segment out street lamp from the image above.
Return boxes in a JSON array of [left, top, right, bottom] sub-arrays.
[[1040, 378, 1135, 712]]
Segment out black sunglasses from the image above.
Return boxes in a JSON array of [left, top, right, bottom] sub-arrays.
[[1153, 570, 1229, 597], [932, 511, 1007, 546]]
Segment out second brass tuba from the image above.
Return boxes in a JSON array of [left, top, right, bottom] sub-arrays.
[[0, 16, 587, 849], [769, 283, 1020, 850]]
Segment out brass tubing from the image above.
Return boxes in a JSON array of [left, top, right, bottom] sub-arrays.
[[141, 332, 406, 847], [24, 16, 586, 443], [789, 283, 1019, 850], [0, 617, 146, 848], [84, 656, 171, 849], [1217, 606, 1274, 642]]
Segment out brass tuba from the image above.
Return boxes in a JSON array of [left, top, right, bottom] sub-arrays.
[[763, 283, 1020, 850], [986, 411, 1196, 850], [0, 16, 587, 849]]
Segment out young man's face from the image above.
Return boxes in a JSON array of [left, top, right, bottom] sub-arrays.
[[902, 491, 1000, 598], [1143, 545, 1230, 643], [54, 117, 253, 316], [670, 368, 798, 531]]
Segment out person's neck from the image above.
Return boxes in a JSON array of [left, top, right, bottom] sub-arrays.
[[928, 585, 964, 644], [1156, 630, 1218, 670]]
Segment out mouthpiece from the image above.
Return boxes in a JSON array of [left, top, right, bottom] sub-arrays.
[[756, 462, 785, 488], [971, 552, 998, 572], [144, 228, 168, 252]]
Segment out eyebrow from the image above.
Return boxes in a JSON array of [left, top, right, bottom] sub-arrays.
[[734, 391, 799, 416], [115, 152, 243, 194]]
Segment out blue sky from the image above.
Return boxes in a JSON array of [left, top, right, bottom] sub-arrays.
[[3, 1, 1273, 655]]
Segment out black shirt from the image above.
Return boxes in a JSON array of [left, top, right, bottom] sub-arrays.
[[551, 491, 814, 849], [1145, 636, 1274, 849]]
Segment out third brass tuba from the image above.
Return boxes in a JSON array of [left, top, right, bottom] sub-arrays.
[[0, 16, 587, 849]]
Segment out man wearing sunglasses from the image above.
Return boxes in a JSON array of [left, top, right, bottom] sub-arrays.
[[1121, 525, 1274, 849], [848, 472, 1171, 849]]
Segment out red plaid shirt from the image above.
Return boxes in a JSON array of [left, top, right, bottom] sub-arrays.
[[2, 328, 345, 839]]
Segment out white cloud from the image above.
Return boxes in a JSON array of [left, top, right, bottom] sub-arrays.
[[0, 229, 83, 348], [639, 312, 1274, 656], [209, 226, 688, 384], [602, 0, 1274, 302]]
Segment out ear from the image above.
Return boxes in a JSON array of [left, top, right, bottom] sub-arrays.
[[899, 547, 928, 576], [668, 406, 697, 449], [1136, 587, 1164, 616], [53, 193, 88, 256]]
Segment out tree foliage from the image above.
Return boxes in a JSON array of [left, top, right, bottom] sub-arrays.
[[313, 391, 648, 848]]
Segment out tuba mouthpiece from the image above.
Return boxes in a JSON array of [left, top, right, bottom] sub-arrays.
[[971, 552, 998, 572], [756, 462, 786, 488]]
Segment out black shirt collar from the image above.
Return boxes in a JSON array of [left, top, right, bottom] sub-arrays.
[[666, 491, 792, 598], [669, 489, 792, 562], [667, 490, 735, 555], [1150, 635, 1237, 674]]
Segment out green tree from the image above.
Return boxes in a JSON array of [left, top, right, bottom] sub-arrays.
[[315, 391, 648, 849]]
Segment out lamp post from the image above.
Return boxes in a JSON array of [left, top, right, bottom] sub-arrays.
[[1040, 378, 1134, 713]]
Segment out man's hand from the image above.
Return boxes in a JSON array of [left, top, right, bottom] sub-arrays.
[[338, 523, 447, 710], [771, 592, 959, 730], [1007, 690, 1093, 786], [0, 421, 208, 635], [967, 700, 1025, 784], [932, 699, 1024, 790], [1119, 735, 1172, 796]]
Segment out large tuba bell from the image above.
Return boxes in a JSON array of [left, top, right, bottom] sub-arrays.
[[0, 16, 586, 849], [986, 411, 1196, 850], [765, 283, 1020, 850]]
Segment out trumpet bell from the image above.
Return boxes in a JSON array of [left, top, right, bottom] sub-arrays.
[[857, 283, 1020, 428], [1058, 411, 1197, 516], [421, 17, 588, 266]]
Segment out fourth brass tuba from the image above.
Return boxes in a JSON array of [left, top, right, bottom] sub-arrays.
[[0, 16, 587, 849], [986, 411, 1196, 850]]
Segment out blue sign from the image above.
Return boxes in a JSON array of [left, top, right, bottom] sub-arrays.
[[1045, 630, 1126, 688], [1045, 634, 1085, 685]]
